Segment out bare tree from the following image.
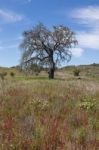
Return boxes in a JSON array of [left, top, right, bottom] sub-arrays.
[[20, 23, 77, 79]]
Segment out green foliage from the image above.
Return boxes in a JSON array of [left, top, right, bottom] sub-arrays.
[[77, 127, 87, 144], [22, 63, 42, 76], [79, 97, 97, 111], [30, 63, 42, 75], [10, 72, 15, 77], [31, 99, 50, 114], [73, 68, 80, 76]]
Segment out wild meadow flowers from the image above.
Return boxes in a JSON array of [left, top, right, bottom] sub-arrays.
[[0, 78, 99, 149]]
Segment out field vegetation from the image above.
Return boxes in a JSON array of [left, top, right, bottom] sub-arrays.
[[0, 64, 99, 150]]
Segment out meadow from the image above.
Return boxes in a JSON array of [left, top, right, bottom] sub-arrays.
[[0, 65, 99, 150]]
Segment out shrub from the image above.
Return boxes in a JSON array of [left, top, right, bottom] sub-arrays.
[[10, 72, 15, 78], [0, 72, 7, 80], [73, 68, 80, 76], [79, 98, 97, 112]]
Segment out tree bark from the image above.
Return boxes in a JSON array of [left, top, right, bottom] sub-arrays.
[[48, 52, 55, 79], [48, 68, 55, 79]]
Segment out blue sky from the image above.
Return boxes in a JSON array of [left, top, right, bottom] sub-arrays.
[[0, 0, 99, 67]]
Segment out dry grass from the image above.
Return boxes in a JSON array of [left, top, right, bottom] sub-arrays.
[[0, 77, 99, 150]]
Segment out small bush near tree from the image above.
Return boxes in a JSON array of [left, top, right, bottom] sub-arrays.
[[73, 68, 80, 76], [10, 72, 15, 78]]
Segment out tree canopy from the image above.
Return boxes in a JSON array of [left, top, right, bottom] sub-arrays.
[[20, 23, 78, 79]]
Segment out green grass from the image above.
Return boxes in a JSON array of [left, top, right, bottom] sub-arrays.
[[16, 76, 48, 80], [15, 76, 65, 81]]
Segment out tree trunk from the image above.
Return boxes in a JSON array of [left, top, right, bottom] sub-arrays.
[[48, 52, 55, 79], [48, 68, 55, 79]]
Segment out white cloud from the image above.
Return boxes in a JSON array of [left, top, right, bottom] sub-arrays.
[[0, 44, 18, 51], [71, 6, 99, 51], [0, 38, 19, 51], [70, 47, 84, 57], [71, 6, 99, 27], [77, 32, 99, 50], [0, 9, 24, 23]]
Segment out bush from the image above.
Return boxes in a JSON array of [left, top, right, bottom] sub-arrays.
[[0, 72, 7, 80], [73, 68, 80, 76], [10, 72, 15, 78], [79, 98, 97, 112]]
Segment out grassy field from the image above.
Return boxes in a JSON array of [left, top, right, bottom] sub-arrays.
[[0, 65, 99, 150]]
